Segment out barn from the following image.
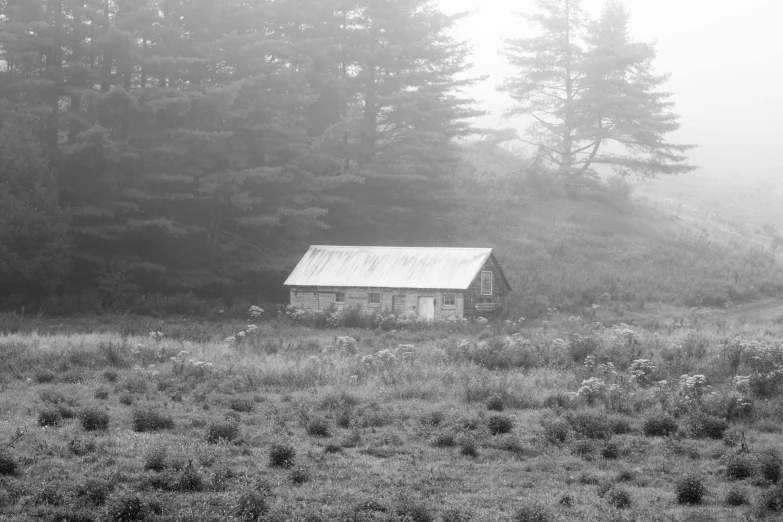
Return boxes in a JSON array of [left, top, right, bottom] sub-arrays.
[[284, 246, 512, 320]]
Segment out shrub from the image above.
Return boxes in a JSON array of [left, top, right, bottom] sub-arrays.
[[513, 501, 552, 522], [118, 394, 134, 406], [38, 408, 62, 427], [107, 494, 147, 521], [421, 411, 445, 427], [144, 446, 167, 472], [229, 398, 254, 413], [132, 409, 175, 432], [643, 414, 677, 437], [616, 469, 635, 483], [542, 417, 571, 444], [608, 415, 633, 435], [35, 369, 57, 384], [123, 377, 148, 394], [324, 443, 343, 454], [572, 440, 595, 460], [395, 499, 433, 522], [460, 441, 478, 458], [269, 444, 296, 468], [441, 508, 473, 522], [56, 404, 76, 420], [94, 387, 110, 400], [725, 487, 748, 506], [306, 417, 331, 437], [607, 487, 632, 509], [726, 454, 755, 480], [67, 437, 96, 456], [289, 467, 310, 485], [486, 395, 505, 412], [177, 465, 204, 492], [758, 486, 783, 515], [676, 475, 706, 505], [207, 421, 239, 444], [542, 393, 575, 410], [77, 479, 112, 506], [565, 411, 613, 439], [689, 414, 729, 439], [432, 432, 456, 448], [236, 490, 269, 521], [760, 450, 782, 483], [602, 441, 620, 460], [487, 414, 513, 435], [0, 452, 18, 476], [79, 407, 109, 431], [103, 370, 119, 382]]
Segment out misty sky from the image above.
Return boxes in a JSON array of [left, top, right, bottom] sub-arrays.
[[440, 0, 783, 180]]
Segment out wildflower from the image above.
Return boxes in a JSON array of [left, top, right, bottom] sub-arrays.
[[248, 305, 264, 318], [476, 316, 488, 324]]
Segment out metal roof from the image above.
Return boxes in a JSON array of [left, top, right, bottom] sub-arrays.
[[285, 246, 508, 290]]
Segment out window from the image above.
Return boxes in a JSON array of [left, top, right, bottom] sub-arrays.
[[481, 271, 493, 295], [335, 292, 345, 304], [368, 292, 381, 305], [443, 293, 456, 308]]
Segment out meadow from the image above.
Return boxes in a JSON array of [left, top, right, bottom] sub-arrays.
[[1, 302, 783, 522]]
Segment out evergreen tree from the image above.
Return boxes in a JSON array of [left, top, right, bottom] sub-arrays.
[[0, 120, 71, 292], [499, 0, 694, 182]]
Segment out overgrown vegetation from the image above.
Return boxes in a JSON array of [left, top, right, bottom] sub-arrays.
[[1, 304, 782, 520]]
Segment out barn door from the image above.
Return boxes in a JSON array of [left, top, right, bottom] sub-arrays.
[[417, 297, 435, 321]]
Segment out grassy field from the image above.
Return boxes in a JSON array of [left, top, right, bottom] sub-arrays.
[[1, 303, 783, 521]]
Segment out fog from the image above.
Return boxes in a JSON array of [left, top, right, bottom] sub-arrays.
[[441, 0, 783, 180]]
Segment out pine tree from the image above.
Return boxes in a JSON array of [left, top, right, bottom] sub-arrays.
[[0, 120, 71, 292], [499, 0, 694, 182]]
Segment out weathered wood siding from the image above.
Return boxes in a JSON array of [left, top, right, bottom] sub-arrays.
[[464, 256, 510, 316], [290, 287, 464, 320]]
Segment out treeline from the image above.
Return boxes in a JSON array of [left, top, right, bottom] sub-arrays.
[[0, 0, 479, 303]]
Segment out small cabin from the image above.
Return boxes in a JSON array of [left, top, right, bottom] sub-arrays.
[[284, 246, 512, 320]]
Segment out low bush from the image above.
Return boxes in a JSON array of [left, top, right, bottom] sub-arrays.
[[487, 414, 514, 435], [689, 414, 729, 439], [0, 452, 18, 476], [76, 479, 113, 506], [94, 387, 110, 400], [207, 421, 239, 444], [676, 475, 706, 505], [236, 490, 269, 521], [760, 449, 782, 483], [229, 398, 254, 413], [602, 441, 620, 460], [513, 501, 552, 522], [643, 414, 677, 437], [38, 408, 62, 427], [432, 432, 456, 448], [758, 486, 783, 515], [144, 446, 167, 472], [606, 487, 632, 509], [289, 467, 310, 485], [34, 369, 57, 384], [177, 465, 204, 492], [541, 417, 571, 444], [306, 417, 331, 437], [572, 440, 595, 460], [460, 441, 478, 458], [726, 454, 755, 480], [102, 369, 119, 382], [269, 444, 296, 468], [486, 395, 505, 412], [441, 508, 473, 522], [118, 394, 134, 406], [67, 436, 96, 456], [725, 487, 748, 506], [132, 409, 175, 432], [79, 407, 109, 431], [394, 499, 433, 522], [420, 411, 445, 427], [565, 411, 613, 439]]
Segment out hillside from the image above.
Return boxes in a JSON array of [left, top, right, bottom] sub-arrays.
[[448, 144, 783, 319]]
